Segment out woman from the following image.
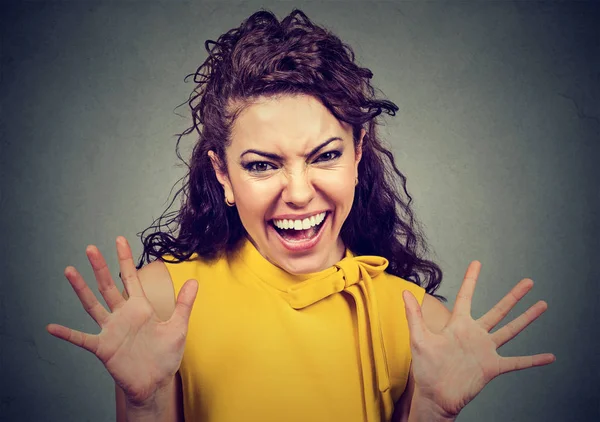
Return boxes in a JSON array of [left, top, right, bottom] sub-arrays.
[[46, 9, 555, 422]]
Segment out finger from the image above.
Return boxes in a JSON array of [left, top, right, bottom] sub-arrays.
[[116, 236, 145, 298], [64, 266, 110, 326], [403, 290, 427, 348], [453, 260, 481, 317], [170, 279, 199, 329], [86, 245, 125, 311], [491, 300, 548, 347], [478, 278, 534, 332], [498, 353, 556, 375], [46, 323, 100, 354]]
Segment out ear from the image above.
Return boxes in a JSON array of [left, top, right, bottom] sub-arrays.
[[208, 150, 235, 205], [355, 128, 365, 175]]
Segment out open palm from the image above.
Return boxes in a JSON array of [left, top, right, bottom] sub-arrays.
[[403, 261, 555, 417], [47, 236, 198, 406]]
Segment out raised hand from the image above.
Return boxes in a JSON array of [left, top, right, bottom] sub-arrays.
[[47, 236, 198, 406], [403, 261, 555, 417]]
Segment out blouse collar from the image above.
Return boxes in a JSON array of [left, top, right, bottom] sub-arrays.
[[231, 236, 395, 419]]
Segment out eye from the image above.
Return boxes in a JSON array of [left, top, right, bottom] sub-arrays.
[[314, 151, 341, 163], [244, 161, 276, 173]]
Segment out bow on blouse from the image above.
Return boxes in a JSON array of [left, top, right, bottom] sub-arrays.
[[282, 255, 393, 421]]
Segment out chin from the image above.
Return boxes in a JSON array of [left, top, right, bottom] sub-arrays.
[[280, 253, 330, 275]]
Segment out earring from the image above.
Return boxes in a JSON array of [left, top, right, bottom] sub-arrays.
[[225, 196, 235, 207]]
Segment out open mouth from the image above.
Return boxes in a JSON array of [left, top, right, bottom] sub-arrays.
[[269, 212, 329, 243]]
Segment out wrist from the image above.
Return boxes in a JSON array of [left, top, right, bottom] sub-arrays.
[[124, 377, 175, 419], [408, 390, 458, 422]]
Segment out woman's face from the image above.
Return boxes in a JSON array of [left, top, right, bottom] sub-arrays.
[[210, 94, 364, 274]]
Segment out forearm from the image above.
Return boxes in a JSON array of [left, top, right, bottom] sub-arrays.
[[406, 391, 457, 422]]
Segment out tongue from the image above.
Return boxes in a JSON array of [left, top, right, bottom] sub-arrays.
[[280, 226, 319, 241]]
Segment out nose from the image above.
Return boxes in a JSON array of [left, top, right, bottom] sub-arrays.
[[281, 170, 315, 208]]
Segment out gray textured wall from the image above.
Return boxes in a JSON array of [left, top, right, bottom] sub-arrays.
[[1, 1, 598, 421]]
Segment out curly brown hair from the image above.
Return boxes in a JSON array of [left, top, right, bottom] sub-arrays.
[[135, 9, 444, 299]]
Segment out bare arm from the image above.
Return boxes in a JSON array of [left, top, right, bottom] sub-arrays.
[[395, 262, 554, 421], [392, 294, 451, 422], [46, 237, 196, 422], [115, 259, 185, 422]]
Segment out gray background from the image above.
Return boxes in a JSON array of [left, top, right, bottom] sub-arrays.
[[1, 0, 598, 421]]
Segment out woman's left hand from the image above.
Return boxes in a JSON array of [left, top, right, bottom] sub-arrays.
[[402, 261, 555, 418]]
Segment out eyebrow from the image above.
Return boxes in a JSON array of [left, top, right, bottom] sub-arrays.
[[240, 137, 343, 161]]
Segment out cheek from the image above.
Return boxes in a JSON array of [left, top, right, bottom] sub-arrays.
[[313, 174, 356, 210], [315, 166, 356, 193], [233, 177, 279, 211]]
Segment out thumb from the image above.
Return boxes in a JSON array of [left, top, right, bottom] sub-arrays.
[[403, 290, 427, 347], [171, 279, 199, 327]]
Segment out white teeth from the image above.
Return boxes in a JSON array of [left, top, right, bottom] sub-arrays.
[[272, 212, 327, 230]]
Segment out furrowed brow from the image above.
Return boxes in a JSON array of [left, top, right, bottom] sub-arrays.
[[240, 137, 343, 160]]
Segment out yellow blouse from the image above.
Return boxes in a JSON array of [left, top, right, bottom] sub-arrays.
[[163, 237, 425, 422]]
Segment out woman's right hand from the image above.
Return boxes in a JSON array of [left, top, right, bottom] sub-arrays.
[[47, 236, 198, 407]]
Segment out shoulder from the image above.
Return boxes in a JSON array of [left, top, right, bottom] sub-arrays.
[[375, 271, 445, 321], [375, 272, 428, 307], [136, 260, 177, 322], [145, 252, 226, 319], [421, 293, 451, 333]]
